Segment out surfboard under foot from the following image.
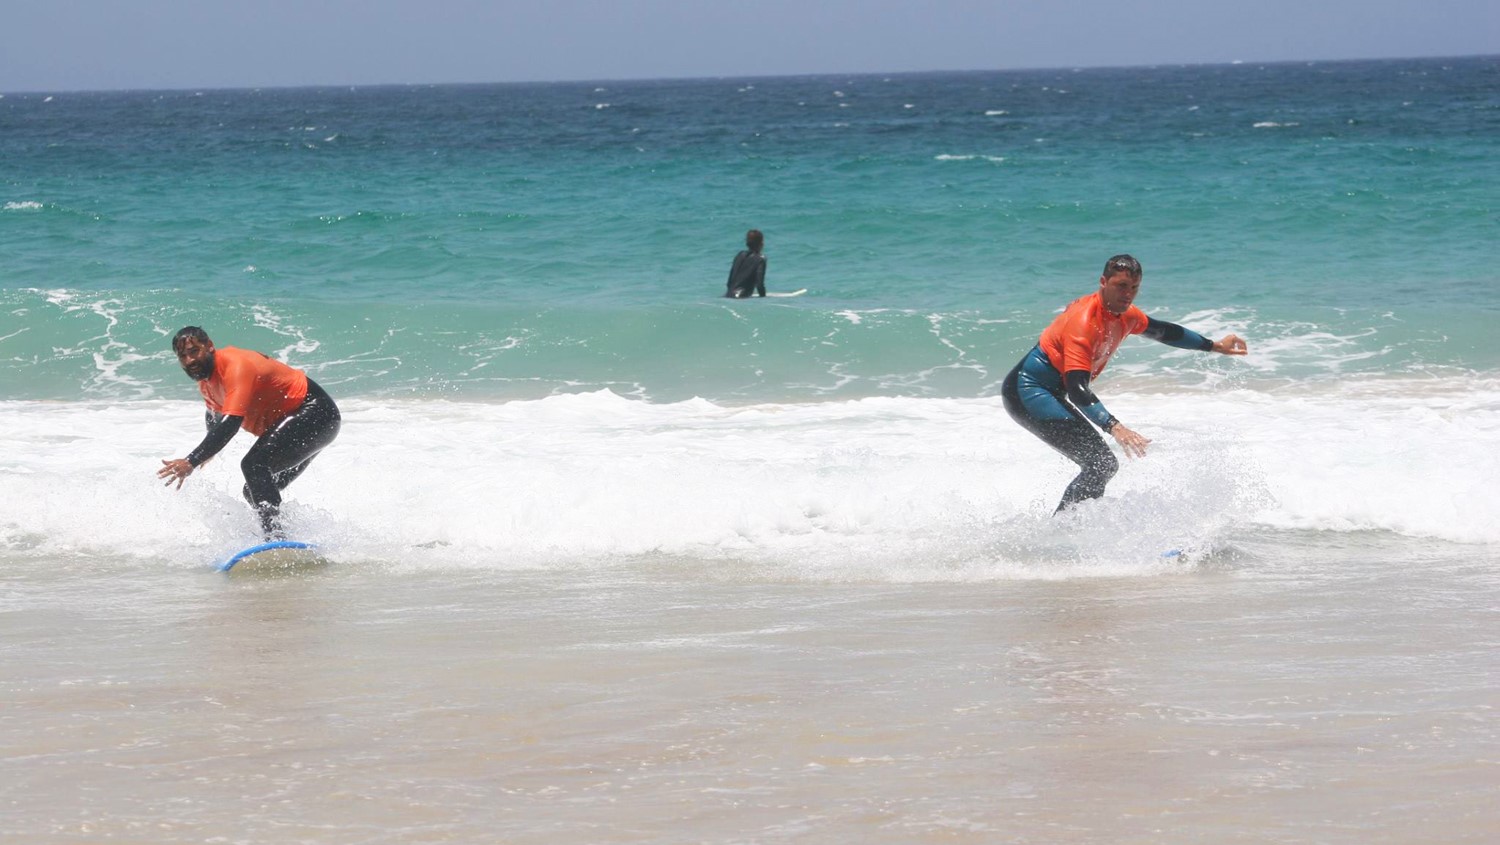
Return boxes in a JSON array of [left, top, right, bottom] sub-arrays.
[[217, 540, 320, 572]]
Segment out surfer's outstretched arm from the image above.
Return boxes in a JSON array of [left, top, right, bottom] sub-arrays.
[[157, 414, 243, 488], [1143, 318, 1248, 356], [1062, 368, 1151, 459]]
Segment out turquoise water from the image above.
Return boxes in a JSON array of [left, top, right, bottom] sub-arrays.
[[4, 57, 1497, 402]]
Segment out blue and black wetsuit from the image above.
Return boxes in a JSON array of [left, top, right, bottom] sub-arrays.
[[1002, 316, 1212, 512]]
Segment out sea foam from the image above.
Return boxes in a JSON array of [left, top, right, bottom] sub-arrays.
[[3, 386, 1496, 579]]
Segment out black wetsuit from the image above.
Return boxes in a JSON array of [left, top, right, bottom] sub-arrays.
[[188, 379, 342, 537], [725, 250, 767, 298]]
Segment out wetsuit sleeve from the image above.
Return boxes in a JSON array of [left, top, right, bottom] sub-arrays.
[[186, 414, 243, 467], [755, 256, 766, 297], [1142, 317, 1213, 351], [1063, 370, 1119, 431]]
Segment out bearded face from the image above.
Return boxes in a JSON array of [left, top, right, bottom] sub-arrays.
[[175, 336, 216, 381]]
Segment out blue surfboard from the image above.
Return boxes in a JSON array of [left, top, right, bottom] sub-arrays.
[[217, 540, 318, 572]]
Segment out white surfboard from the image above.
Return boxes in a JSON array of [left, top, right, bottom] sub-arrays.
[[766, 288, 807, 298]]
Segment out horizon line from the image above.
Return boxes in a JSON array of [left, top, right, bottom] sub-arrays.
[[2, 51, 1494, 98]]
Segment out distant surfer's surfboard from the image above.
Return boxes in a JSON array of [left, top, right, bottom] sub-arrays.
[[766, 288, 808, 298], [217, 540, 321, 573]]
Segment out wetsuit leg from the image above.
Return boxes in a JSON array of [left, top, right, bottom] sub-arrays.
[[240, 379, 341, 537], [1002, 363, 1118, 513]]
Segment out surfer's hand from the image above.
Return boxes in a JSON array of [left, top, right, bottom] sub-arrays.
[[1110, 423, 1151, 459], [158, 458, 194, 489], [1213, 334, 1248, 355]]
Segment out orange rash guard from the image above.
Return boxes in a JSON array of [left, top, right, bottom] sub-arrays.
[[1038, 291, 1150, 380], [197, 347, 309, 437]]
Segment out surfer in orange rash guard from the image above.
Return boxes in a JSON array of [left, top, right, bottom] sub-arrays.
[[157, 327, 341, 539], [1001, 255, 1248, 513]]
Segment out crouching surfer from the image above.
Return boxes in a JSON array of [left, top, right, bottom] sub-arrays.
[[157, 326, 341, 539], [1002, 255, 1248, 513]]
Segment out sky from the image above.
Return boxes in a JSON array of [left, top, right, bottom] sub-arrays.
[[1, 0, 1496, 92]]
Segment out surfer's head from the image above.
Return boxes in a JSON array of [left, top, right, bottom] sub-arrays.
[[1098, 255, 1143, 315], [172, 326, 216, 381], [1102, 254, 1142, 280], [745, 229, 763, 253]]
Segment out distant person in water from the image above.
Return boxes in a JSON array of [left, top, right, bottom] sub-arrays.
[[157, 327, 342, 539], [724, 229, 767, 298], [1002, 254, 1248, 513]]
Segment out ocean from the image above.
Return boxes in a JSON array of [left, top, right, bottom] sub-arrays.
[[3, 57, 1497, 843]]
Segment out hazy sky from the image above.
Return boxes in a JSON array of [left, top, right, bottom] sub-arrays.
[[2, 0, 1496, 92]]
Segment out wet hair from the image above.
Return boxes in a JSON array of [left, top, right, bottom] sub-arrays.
[[745, 229, 764, 252], [1103, 254, 1142, 279], [171, 325, 212, 354]]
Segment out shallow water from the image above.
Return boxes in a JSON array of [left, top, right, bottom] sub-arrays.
[[2, 531, 1494, 844]]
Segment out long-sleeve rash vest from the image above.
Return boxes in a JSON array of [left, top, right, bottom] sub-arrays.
[[185, 347, 309, 466], [1021, 291, 1212, 430]]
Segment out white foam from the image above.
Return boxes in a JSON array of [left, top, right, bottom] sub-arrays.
[[2, 386, 1496, 579], [35, 291, 159, 399], [249, 304, 321, 362]]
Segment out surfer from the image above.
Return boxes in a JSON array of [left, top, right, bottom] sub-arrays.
[[724, 229, 767, 298], [1002, 254, 1247, 513], [157, 327, 342, 539]]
